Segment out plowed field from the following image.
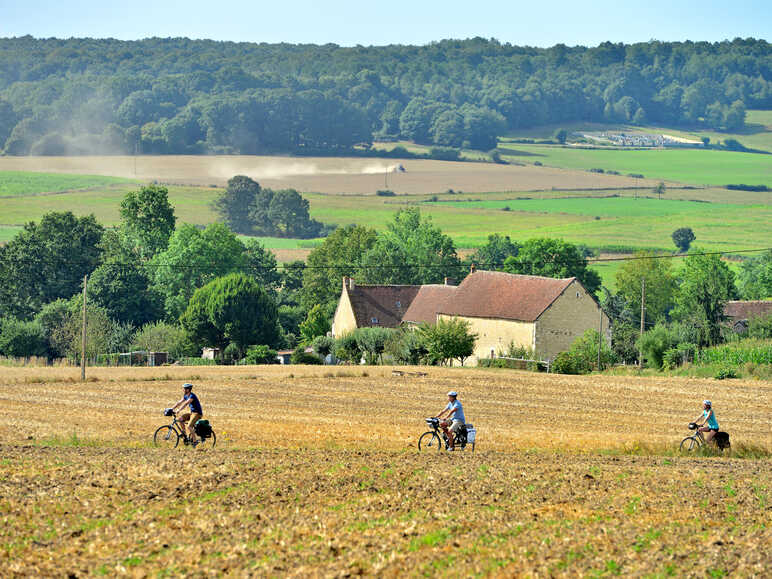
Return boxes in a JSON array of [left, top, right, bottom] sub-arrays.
[[1, 366, 770, 576]]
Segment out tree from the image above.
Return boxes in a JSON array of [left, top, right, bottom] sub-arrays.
[[361, 208, 463, 285], [300, 225, 377, 315], [417, 317, 478, 366], [503, 238, 602, 295], [672, 227, 696, 253], [244, 344, 278, 364], [653, 181, 666, 200], [737, 249, 772, 300], [49, 299, 129, 362], [119, 185, 176, 259], [0, 212, 103, 319], [88, 262, 162, 326], [672, 251, 736, 347], [242, 238, 281, 292], [214, 175, 260, 235], [299, 304, 331, 345], [469, 234, 520, 269], [615, 251, 676, 324], [180, 273, 279, 354], [553, 128, 568, 144], [0, 318, 47, 358], [151, 223, 247, 320], [311, 335, 336, 359], [130, 321, 193, 360], [267, 189, 325, 238], [551, 329, 615, 374], [353, 327, 394, 365]]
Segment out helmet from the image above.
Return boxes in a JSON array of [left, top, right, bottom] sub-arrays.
[[703, 400, 711, 407], [163, 408, 174, 416], [183, 383, 193, 390], [447, 391, 458, 397]]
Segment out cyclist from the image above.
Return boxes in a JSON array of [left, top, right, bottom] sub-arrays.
[[170, 383, 203, 446], [693, 400, 719, 445], [435, 391, 465, 451]]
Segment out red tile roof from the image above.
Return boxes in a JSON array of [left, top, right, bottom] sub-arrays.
[[402, 284, 458, 324], [346, 284, 422, 328], [438, 270, 576, 322], [724, 300, 772, 321]]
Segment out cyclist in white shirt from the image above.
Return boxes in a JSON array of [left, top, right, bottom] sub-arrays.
[[435, 391, 465, 451]]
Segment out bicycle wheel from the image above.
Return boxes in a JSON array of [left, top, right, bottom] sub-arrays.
[[197, 430, 216, 448], [153, 425, 179, 448], [680, 436, 700, 452], [418, 431, 443, 451]]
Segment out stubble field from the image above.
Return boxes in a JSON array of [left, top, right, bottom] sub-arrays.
[[1, 366, 770, 576]]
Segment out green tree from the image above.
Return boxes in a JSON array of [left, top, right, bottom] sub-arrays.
[[551, 329, 615, 374], [311, 335, 336, 359], [553, 128, 568, 144], [242, 238, 281, 292], [267, 189, 325, 238], [180, 273, 279, 354], [361, 208, 463, 285], [671, 227, 696, 253], [214, 175, 260, 235], [469, 234, 520, 269], [0, 318, 47, 358], [672, 251, 737, 347], [417, 317, 478, 366], [653, 181, 666, 200], [614, 251, 676, 324], [151, 223, 247, 320], [244, 344, 278, 364], [300, 225, 377, 315], [736, 249, 772, 300], [130, 321, 194, 360], [503, 238, 601, 295], [299, 304, 331, 345], [353, 327, 394, 365], [385, 328, 428, 365], [0, 212, 103, 319], [119, 185, 176, 259], [88, 262, 162, 326]]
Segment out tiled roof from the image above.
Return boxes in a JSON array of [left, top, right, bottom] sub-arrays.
[[346, 284, 422, 328], [438, 270, 575, 322], [724, 300, 772, 321], [402, 284, 458, 324]]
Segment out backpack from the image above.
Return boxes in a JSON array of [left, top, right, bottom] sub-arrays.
[[714, 431, 730, 450], [195, 419, 212, 438]]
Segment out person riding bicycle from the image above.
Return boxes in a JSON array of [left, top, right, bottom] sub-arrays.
[[435, 391, 465, 451], [693, 399, 719, 445], [170, 383, 203, 446]]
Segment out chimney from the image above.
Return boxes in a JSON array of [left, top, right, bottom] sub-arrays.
[[444, 277, 456, 286], [470, 263, 476, 274], [348, 277, 355, 291]]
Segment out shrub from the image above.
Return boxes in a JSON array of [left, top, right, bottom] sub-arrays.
[[429, 147, 461, 161], [0, 318, 48, 358], [638, 324, 679, 369], [334, 333, 361, 363], [290, 346, 322, 365], [747, 315, 772, 339], [551, 329, 615, 375], [385, 328, 427, 365], [311, 335, 336, 358], [244, 344, 278, 364], [714, 366, 738, 380], [376, 189, 396, 196], [551, 351, 586, 374], [353, 327, 393, 365]]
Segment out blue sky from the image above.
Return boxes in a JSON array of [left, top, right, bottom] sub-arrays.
[[1, 0, 769, 47]]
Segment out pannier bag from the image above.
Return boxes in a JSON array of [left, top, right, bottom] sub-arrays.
[[715, 431, 730, 449], [195, 419, 212, 438], [465, 424, 476, 444]]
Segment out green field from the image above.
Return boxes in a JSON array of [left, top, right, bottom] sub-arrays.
[[498, 145, 771, 187], [0, 171, 132, 197]]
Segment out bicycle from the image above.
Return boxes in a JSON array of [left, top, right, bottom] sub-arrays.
[[680, 422, 729, 452], [418, 417, 475, 452], [153, 409, 216, 448]]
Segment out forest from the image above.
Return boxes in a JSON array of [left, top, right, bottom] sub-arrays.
[[0, 36, 769, 155]]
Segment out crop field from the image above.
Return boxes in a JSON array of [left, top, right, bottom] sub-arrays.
[[498, 145, 772, 188], [1, 366, 770, 576]]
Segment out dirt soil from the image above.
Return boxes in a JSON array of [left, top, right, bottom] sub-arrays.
[[0, 155, 654, 194]]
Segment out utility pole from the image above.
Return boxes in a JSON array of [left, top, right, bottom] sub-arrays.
[[639, 277, 646, 367], [81, 274, 87, 381]]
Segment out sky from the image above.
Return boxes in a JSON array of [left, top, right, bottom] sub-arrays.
[[1, 0, 769, 47]]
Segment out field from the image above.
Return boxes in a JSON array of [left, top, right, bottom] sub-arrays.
[[1, 365, 770, 576]]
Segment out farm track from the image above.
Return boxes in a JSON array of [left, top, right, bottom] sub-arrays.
[[1, 366, 770, 576]]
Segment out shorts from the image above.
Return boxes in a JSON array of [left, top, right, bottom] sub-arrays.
[[449, 420, 464, 434], [180, 412, 202, 430]]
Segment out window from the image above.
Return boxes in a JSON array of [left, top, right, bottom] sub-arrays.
[[396, 300, 401, 308], [371, 317, 379, 324]]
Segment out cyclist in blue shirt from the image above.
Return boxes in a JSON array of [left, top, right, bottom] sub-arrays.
[[694, 400, 719, 445], [171, 383, 204, 446], [435, 391, 465, 451]]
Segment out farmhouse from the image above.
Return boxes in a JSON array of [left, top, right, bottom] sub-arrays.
[[724, 300, 772, 333], [332, 271, 610, 364]]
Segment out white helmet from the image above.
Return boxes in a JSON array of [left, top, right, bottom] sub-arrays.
[[703, 400, 711, 407], [447, 391, 458, 397]]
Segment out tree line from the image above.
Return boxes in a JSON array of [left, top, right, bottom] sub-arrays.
[[0, 37, 769, 156], [0, 183, 770, 366]]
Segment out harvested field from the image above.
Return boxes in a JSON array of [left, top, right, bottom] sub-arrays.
[[0, 155, 655, 194], [1, 366, 770, 576]]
